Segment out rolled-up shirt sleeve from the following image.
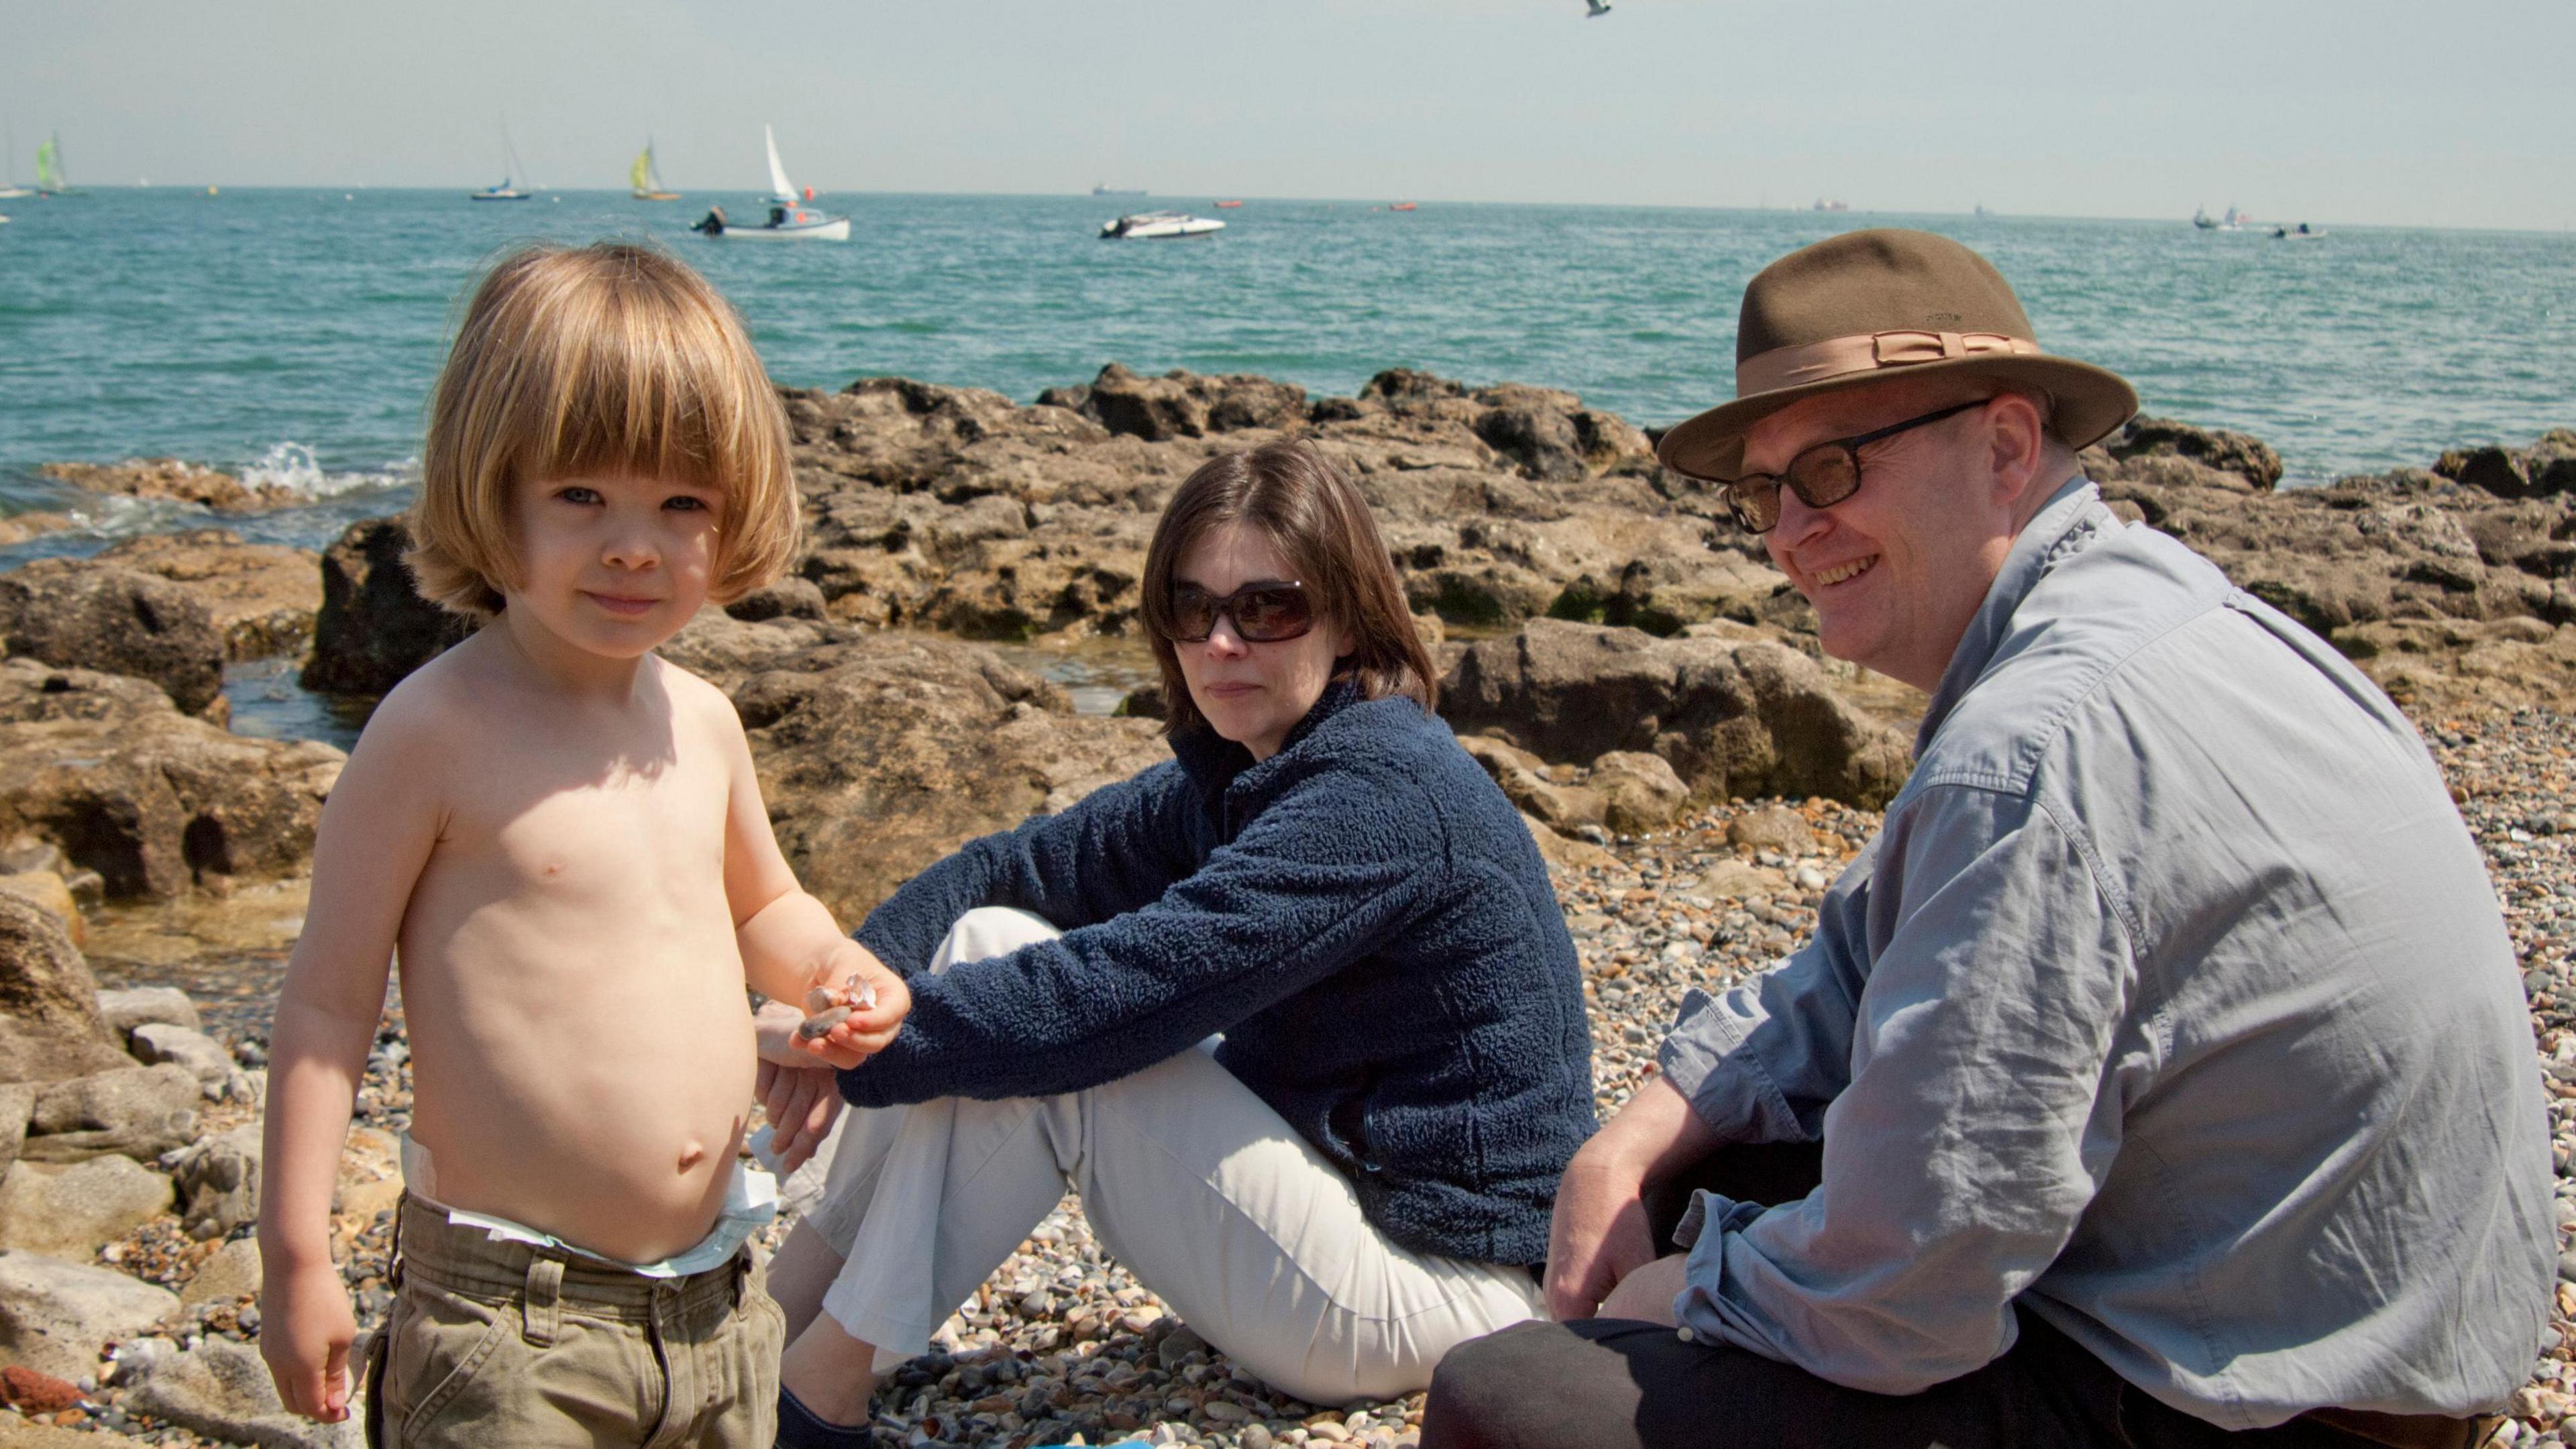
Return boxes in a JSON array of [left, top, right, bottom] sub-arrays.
[[1670, 785, 2138, 1394]]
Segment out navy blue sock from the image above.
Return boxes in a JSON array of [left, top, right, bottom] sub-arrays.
[[775, 1383, 872, 1449]]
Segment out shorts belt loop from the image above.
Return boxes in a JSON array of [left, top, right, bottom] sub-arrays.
[[522, 1256, 564, 1348]]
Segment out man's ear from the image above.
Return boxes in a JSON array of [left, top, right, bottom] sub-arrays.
[[1983, 391, 2051, 511]]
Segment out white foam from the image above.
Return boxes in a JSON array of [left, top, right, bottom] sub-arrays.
[[238, 442, 416, 500]]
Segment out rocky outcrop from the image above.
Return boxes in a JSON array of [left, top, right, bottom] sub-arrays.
[[97, 531, 323, 662], [301, 515, 469, 697], [773, 366, 1785, 647], [37, 458, 301, 514], [2080, 425, 2576, 712], [0, 893, 129, 1087], [0, 659, 343, 901], [0, 559, 226, 716], [166, 1124, 260, 1241], [115, 1333, 361, 1448], [1440, 618, 1915, 810], [661, 614, 1173, 922]]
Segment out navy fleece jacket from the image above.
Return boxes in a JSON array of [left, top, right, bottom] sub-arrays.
[[839, 679, 1597, 1267]]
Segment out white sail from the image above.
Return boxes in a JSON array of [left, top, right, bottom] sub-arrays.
[[764, 123, 796, 201]]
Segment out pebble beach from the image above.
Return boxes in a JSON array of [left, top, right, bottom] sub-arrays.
[[13, 704, 2569, 1448]]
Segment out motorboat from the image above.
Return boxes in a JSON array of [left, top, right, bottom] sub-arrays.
[[1214, 199, 1243, 209], [1389, 201, 1417, 211], [692, 125, 849, 241], [1099, 210, 1224, 239], [2273, 222, 2326, 241]]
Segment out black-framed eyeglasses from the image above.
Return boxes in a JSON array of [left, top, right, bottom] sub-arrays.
[[1715, 399, 1988, 534], [1161, 580, 1315, 644]]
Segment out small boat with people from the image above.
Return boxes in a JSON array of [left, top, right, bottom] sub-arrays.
[[2273, 222, 2326, 241], [691, 125, 849, 241], [1098, 210, 1224, 239]]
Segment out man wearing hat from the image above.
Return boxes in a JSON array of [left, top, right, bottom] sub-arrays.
[[1423, 229, 2552, 1448]]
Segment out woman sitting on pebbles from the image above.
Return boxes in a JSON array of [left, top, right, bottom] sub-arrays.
[[765, 438, 1598, 1444]]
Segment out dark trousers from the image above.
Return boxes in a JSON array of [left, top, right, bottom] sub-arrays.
[[1422, 1145, 2414, 1449]]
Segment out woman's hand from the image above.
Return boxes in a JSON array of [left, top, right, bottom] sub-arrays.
[[790, 943, 911, 1070]]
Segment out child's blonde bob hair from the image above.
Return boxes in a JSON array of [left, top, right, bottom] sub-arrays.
[[409, 243, 800, 616]]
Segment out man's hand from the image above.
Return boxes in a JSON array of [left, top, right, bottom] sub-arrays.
[[1544, 1072, 1723, 1321], [258, 1260, 358, 1421], [789, 943, 911, 1070], [1546, 1152, 1660, 1321], [752, 1054, 843, 1173]]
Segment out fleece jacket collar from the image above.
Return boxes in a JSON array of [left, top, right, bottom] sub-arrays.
[[1170, 674, 1369, 794]]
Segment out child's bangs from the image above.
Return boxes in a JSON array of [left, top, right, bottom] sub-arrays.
[[511, 292, 759, 498]]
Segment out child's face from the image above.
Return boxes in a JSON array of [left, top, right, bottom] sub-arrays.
[[503, 470, 724, 660]]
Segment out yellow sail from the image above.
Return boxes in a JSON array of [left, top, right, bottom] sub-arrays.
[[630, 147, 651, 192]]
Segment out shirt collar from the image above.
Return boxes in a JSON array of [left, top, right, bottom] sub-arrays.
[[1914, 476, 2108, 756]]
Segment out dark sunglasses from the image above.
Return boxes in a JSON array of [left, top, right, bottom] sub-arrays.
[[1162, 580, 1315, 644], [1717, 398, 1988, 534]]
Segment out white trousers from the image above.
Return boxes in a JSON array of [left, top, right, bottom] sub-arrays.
[[800, 907, 1546, 1405]]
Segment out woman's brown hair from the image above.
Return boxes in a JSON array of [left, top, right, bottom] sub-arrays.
[[409, 242, 799, 616], [1140, 440, 1437, 738]]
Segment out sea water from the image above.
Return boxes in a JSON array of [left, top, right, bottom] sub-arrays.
[[0, 189, 2569, 737]]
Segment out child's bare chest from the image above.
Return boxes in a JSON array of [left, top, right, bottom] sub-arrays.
[[437, 741, 731, 903]]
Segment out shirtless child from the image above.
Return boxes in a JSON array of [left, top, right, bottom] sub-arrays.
[[256, 243, 906, 1446]]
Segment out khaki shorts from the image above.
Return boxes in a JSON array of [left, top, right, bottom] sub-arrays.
[[364, 1195, 784, 1448]]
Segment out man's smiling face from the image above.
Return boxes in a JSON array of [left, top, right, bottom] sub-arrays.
[[1741, 380, 2043, 692]]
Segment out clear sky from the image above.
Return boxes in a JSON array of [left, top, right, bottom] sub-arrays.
[[6, 0, 2568, 231]]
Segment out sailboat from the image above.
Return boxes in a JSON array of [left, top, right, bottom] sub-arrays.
[[471, 128, 534, 201], [630, 140, 679, 201], [34, 133, 76, 197], [689, 124, 847, 241], [0, 125, 30, 200]]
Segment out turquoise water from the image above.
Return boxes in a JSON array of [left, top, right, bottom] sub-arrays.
[[3, 188, 2572, 570]]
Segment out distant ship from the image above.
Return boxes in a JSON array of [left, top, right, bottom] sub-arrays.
[[1092, 184, 1146, 197], [1812, 198, 1849, 212]]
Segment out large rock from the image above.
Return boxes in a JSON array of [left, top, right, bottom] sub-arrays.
[[130, 1024, 231, 1089], [1077, 363, 1309, 441], [0, 893, 129, 1088], [115, 1334, 360, 1448], [662, 616, 1173, 922], [300, 515, 470, 697], [1440, 618, 1915, 809], [0, 658, 343, 900], [97, 531, 323, 662], [36, 458, 301, 513], [21, 1066, 200, 1165], [0, 1250, 178, 1381], [0, 872, 82, 949], [94, 988, 200, 1043], [2099, 415, 2284, 492], [0, 1086, 31, 1183], [166, 1124, 260, 1241], [0, 1155, 174, 1258], [0, 559, 225, 716], [178, 1237, 262, 1309]]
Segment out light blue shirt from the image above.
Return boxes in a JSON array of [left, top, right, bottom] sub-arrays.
[[1659, 480, 2553, 1429]]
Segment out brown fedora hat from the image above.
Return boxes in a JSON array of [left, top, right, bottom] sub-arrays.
[[1656, 229, 2139, 482]]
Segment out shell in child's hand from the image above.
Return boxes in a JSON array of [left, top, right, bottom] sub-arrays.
[[804, 986, 837, 1014], [797, 1006, 853, 1040], [843, 972, 879, 1010]]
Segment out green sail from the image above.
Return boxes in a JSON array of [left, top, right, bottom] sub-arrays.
[[36, 136, 61, 192], [631, 147, 651, 192]]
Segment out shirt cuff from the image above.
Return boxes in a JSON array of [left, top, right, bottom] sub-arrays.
[[1657, 987, 1809, 1145]]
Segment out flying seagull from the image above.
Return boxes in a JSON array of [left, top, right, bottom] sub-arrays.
[[1586, 0, 1612, 13]]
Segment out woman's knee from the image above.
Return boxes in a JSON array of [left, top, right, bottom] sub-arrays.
[[936, 906, 1061, 971], [1422, 1322, 1624, 1449]]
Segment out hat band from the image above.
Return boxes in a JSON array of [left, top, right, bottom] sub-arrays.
[[1736, 329, 2043, 396]]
